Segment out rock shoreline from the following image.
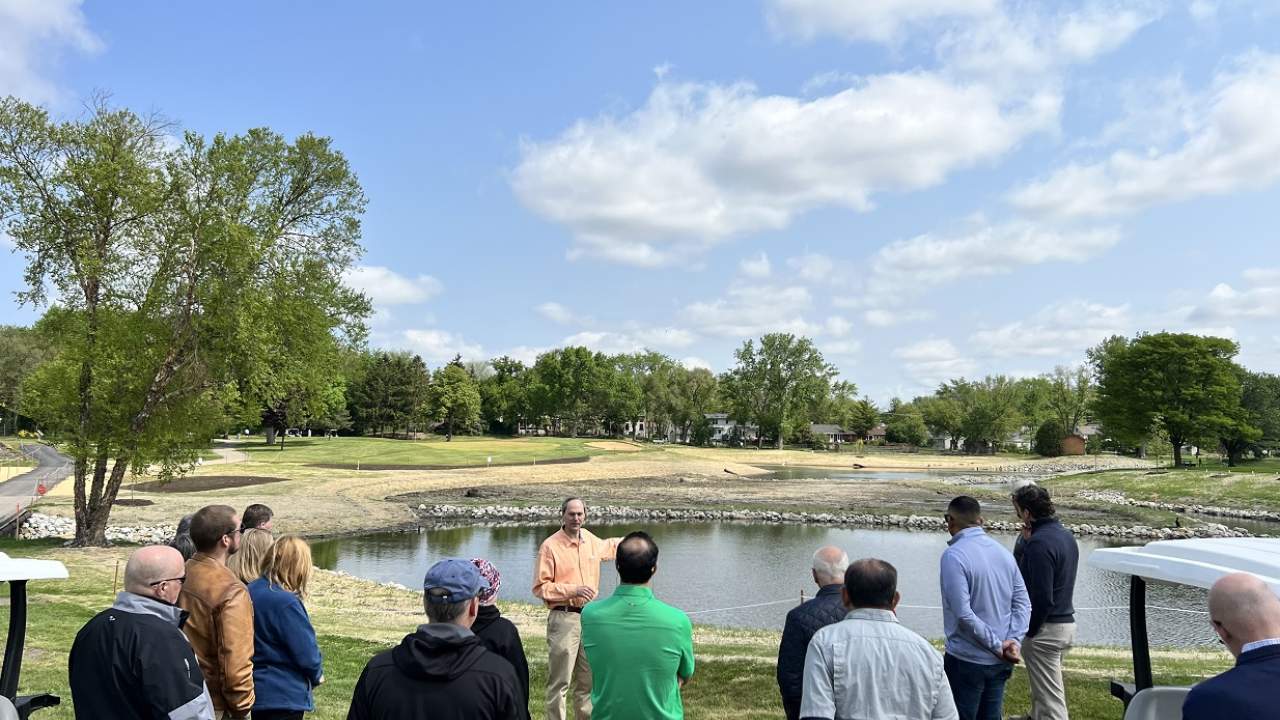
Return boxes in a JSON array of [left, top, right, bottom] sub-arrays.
[[21, 513, 175, 544], [411, 503, 1252, 540], [1077, 490, 1280, 523]]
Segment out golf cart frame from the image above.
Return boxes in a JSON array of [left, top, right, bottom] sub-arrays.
[[1089, 537, 1280, 711], [0, 553, 68, 718]]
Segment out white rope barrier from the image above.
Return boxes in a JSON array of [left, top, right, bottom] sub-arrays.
[[685, 599, 1210, 617]]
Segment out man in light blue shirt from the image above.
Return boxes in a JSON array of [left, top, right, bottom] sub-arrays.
[[940, 496, 1031, 720], [802, 558, 958, 720]]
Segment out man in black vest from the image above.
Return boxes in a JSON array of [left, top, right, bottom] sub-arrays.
[[69, 545, 215, 720], [776, 545, 849, 720]]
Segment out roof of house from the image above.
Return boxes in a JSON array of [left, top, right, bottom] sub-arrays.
[[810, 423, 846, 434], [867, 424, 887, 436]]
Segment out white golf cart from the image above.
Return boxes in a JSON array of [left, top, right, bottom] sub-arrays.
[[1088, 537, 1280, 719], [0, 552, 68, 719]]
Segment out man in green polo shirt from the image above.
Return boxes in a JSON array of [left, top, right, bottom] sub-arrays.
[[581, 531, 695, 720]]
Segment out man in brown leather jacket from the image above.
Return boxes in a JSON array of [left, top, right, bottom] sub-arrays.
[[179, 504, 255, 719]]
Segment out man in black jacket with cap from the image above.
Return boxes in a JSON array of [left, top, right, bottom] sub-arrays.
[[346, 557, 523, 720], [69, 545, 215, 720]]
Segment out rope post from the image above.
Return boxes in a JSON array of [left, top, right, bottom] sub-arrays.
[[113, 560, 121, 595]]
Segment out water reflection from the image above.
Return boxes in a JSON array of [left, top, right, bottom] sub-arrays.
[[311, 522, 1218, 647]]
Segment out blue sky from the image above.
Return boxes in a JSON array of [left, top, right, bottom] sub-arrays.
[[2, 0, 1279, 403]]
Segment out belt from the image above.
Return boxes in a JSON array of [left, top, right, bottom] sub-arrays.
[[551, 605, 582, 613]]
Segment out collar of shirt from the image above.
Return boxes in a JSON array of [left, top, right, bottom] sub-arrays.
[[846, 607, 899, 624], [947, 526, 986, 545], [1241, 638, 1280, 654], [557, 527, 585, 546], [816, 584, 843, 597], [612, 584, 654, 601], [1030, 517, 1060, 532]]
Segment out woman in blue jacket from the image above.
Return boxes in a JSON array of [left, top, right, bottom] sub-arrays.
[[249, 535, 324, 720]]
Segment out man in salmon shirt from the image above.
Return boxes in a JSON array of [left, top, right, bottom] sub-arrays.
[[533, 497, 624, 720]]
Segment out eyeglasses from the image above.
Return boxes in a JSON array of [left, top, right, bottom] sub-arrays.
[[149, 575, 186, 587]]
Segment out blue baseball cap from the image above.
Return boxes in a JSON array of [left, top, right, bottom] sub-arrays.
[[423, 558, 490, 604]]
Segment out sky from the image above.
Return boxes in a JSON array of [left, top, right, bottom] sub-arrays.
[[2, 0, 1279, 404]]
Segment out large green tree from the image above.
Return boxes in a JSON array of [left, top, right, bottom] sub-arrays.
[[532, 347, 603, 436], [1, 97, 368, 544], [427, 361, 482, 440], [1091, 333, 1244, 467], [478, 356, 529, 434], [1045, 365, 1094, 438], [1220, 370, 1279, 466], [669, 366, 719, 442], [723, 334, 836, 449], [0, 324, 54, 435], [940, 376, 1023, 453]]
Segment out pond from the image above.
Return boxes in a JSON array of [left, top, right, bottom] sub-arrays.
[[312, 521, 1220, 647]]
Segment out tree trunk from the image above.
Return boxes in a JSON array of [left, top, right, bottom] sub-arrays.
[[265, 426, 277, 445], [1171, 438, 1183, 468]]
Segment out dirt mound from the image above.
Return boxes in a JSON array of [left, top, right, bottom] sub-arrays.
[[131, 475, 289, 493]]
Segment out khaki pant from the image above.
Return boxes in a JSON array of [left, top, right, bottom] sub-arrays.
[[546, 609, 593, 720], [1023, 621, 1076, 720]]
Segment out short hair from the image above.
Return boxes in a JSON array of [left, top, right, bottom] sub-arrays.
[[560, 497, 585, 514], [845, 558, 898, 609], [811, 547, 849, 583], [615, 531, 659, 584], [169, 533, 196, 562], [227, 528, 275, 584], [242, 503, 274, 531], [1013, 485, 1056, 519], [267, 535, 313, 599], [425, 595, 471, 623], [947, 496, 982, 526], [190, 505, 238, 552]]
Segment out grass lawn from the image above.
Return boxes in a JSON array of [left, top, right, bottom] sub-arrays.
[[238, 435, 622, 468], [1045, 460, 1280, 508], [1, 539, 1230, 720]]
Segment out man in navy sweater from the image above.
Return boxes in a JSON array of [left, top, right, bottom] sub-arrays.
[[1013, 485, 1079, 720], [776, 546, 849, 720], [1183, 572, 1280, 719]]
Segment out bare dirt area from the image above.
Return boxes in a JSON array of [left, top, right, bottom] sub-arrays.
[[131, 475, 289, 493], [33, 449, 1156, 538]]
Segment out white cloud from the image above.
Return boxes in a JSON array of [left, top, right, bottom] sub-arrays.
[[866, 221, 1120, 300], [343, 265, 442, 305], [402, 329, 486, 364], [766, 0, 998, 43], [1188, 0, 1218, 21], [683, 284, 820, 338], [501, 345, 551, 365], [892, 338, 976, 386], [822, 339, 863, 356], [680, 356, 713, 371], [536, 301, 588, 325], [739, 252, 772, 278], [1012, 53, 1280, 219], [1188, 268, 1280, 323], [0, 0, 101, 104], [825, 316, 852, 337], [562, 327, 697, 355], [970, 300, 1132, 357], [512, 74, 1056, 266], [786, 253, 836, 283]]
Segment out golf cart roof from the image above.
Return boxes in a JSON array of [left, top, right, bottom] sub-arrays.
[[1089, 537, 1280, 592], [0, 553, 67, 583]]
